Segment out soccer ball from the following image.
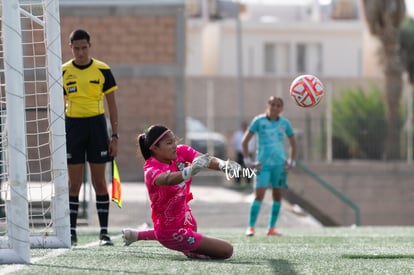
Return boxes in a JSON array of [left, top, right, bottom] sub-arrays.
[[289, 74, 324, 108]]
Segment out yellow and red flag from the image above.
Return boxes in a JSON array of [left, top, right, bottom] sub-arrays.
[[112, 159, 122, 208]]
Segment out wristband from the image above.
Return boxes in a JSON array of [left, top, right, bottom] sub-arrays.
[[243, 157, 253, 168], [286, 159, 296, 169], [182, 166, 192, 180]]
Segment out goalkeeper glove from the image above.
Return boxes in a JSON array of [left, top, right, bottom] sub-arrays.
[[182, 154, 211, 180]]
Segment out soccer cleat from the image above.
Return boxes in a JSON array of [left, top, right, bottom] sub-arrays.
[[99, 233, 114, 246], [71, 232, 78, 246], [122, 228, 138, 246], [245, 227, 255, 237], [266, 228, 282, 236]]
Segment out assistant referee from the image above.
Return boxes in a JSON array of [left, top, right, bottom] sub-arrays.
[[62, 29, 119, 246]]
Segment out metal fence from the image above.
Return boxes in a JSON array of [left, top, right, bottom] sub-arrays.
[[186, 76, 413, 162]]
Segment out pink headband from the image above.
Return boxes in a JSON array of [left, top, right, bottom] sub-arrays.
[[150, 129, 171, 149]]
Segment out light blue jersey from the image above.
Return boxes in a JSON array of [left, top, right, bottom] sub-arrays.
[[249, 114, 294, 168]]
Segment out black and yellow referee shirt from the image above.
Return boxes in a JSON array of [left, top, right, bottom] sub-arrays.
[[62, 58, 118, 118]]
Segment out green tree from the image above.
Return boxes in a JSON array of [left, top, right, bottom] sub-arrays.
[[399, 17, 414, 160], [361, 0, 406, 159], [399, 17, 414, 83]]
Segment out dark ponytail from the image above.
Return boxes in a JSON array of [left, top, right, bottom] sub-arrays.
[[138, 125, 170, 160], [138, 134, 151, 160]]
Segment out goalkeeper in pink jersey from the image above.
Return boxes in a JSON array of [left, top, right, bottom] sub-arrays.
[[122, 124, 240, 260]]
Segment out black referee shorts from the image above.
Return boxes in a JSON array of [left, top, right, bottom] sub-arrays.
[[65, 114, 111, 164]]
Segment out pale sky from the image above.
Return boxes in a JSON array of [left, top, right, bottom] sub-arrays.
[[407, 0, 414, 16], [240, 0, 414, 16]]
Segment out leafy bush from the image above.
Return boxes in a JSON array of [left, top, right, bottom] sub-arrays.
[[332, 86, 386, 159]]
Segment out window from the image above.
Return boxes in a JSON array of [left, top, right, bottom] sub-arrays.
[[296, 43, 322, 74], [264, 43, 290, 75], [275, 43, 290, 75], [247, 46, 255, 76], [297, 44, 306, 73], [264, 43, 275, 74]]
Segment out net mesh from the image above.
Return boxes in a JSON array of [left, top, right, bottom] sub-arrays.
[[0, 0, 57, 239]]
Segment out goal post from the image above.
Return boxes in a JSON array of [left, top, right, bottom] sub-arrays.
[[0, 0, 31, 264], [41, 0, 71, 249], [0, 0, 70, 264]]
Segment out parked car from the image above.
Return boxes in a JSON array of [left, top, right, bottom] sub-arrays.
[[185, 117, 228, 160]]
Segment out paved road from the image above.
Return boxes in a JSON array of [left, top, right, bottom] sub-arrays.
[[84, 173, 322, 233]]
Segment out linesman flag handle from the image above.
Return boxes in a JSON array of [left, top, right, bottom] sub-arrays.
[[112, 159, 122, 208]]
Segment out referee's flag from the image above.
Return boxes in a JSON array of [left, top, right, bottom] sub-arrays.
[[112, 159, 122, 208]]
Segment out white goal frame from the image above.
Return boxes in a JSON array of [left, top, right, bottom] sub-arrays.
[[0, 0, 70, 264]]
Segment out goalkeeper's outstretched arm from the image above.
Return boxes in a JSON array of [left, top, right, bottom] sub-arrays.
[[155, 171, 187, 186], [154, 154, 238, 186], [155, 153, 211, 186]]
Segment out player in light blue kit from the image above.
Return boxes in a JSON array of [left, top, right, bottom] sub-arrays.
[[242, 96, 297, 236]]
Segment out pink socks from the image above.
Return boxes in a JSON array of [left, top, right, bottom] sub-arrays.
[[138, 229, 156, 240]]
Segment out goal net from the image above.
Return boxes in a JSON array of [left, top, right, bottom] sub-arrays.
[[0, 0, 70, 264]]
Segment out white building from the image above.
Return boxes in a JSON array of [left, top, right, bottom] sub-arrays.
[[186, 0, 380, 78]]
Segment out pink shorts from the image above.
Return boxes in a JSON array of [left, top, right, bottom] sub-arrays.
[[155, 227, 203, 253]]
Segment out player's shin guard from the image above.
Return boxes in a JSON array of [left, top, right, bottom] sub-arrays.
[[96, 194, 110, 235], [248, 200, 262, 228], [268, 201, 281, 229]]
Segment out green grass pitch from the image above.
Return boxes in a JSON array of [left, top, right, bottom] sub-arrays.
[[1, 227, 414, 274]]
